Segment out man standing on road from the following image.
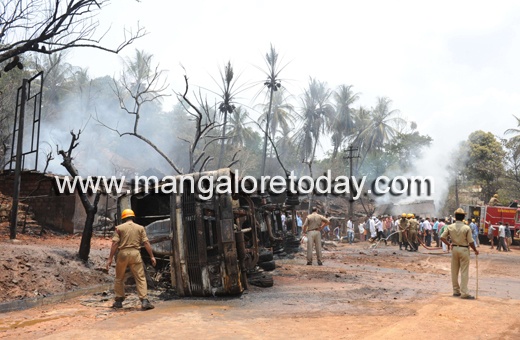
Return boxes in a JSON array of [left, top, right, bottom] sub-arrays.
[[440, 208, 479, 300], [375, 217, 386, 245], [469, 219, 479, 248], [302, 207, 330, 266], [346, 218, 354, 244], [296, 213, 303, 236], [487, 223, 496, 249], [497, 221, 508, 252], [398, 213, 409, 251], [358, 219, 366, 242], [106, 209, 156, 310], [407, 213, 419, 251]]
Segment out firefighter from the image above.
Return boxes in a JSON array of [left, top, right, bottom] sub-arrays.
[[440, 208, 479, 299], [398, 213, 409, 250], [407, 213, 419, 251], [488, 194, 499, 206], [106, 209, 156, 310]]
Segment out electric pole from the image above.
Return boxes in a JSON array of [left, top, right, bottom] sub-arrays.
[[344, 145, 359, 223]]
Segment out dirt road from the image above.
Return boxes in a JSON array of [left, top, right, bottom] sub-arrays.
[[1, 239, 520, 339]]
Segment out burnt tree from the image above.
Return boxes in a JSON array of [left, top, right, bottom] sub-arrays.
[[0, 0, 145, 75], [58, 130, 101, 261], [100, 51, 235, 175]]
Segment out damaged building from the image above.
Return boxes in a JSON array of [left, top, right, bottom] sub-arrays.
[[0, 171, 116, 234]]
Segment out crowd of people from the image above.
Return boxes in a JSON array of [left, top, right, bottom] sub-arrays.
[[321, 213, 514, 253]]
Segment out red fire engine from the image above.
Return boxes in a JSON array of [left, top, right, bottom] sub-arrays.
[[462, 204, 520, 245]]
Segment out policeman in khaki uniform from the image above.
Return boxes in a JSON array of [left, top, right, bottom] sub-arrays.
[[106, 209, 156, 310], [440, 208, 479, 299], [302, 207, 330, 266]]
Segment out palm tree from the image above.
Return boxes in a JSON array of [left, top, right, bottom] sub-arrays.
[[353, 97, 405, 168], [296, 78, 334, 165], [505, 115, 520, 141], [258, 87, 294, 144], [294, 78, 333, 212], [259, 44, 288, 176], [215, 61, 238, 168], [227, 106, 256, 147], [330, 84, 359, 158]]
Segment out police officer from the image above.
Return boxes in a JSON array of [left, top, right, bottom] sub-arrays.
[[302, 207, 330, 265], [440, 208, 479, 299], [106, 209, 156, 310]]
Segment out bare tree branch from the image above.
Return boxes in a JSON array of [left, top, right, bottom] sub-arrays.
[[0, 0, 146, 71]]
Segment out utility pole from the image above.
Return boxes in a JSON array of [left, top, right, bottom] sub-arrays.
[[455, 172, 461, 208], [344, 145, 359, 223]]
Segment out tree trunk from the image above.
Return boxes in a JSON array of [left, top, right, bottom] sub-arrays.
[[78, 192, 101, 261], [58, 131, 102, 262]]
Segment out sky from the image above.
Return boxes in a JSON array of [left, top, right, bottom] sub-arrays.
[[70, 0, 520, 146], [63, 0, 520, 207]]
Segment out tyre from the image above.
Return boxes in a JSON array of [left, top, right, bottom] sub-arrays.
[[258, 250, 274, 262], [247, 272, 274, 288], [258, 260, 276, 271]]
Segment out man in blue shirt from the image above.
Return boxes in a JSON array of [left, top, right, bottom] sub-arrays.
[[469, 219, 479, 247]]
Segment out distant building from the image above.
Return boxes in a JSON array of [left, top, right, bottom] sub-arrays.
[[374, 200, 436, 218]]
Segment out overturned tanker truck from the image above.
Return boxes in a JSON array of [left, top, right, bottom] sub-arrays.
[[115, 168, 301, 297]]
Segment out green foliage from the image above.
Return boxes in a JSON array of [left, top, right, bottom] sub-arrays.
[[461, 130, 505, 201], [384, 131, 433, 173]]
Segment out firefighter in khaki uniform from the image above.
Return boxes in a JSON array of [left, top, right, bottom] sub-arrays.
[[440, 208, 479, 299], [407, 213, 418, 251], [398, 213, 409, 251], [106, 209, 156, 310], [302, 207, 330, 266]]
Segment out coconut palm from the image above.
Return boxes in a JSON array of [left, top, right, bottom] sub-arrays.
[[215, 61, 239, 168], [295, 77, 334, 164], [227, 106, 257, 147], [353, 97, 405, 168], [505, 115, 520, 141], [259, 44, 289, 176], [258, 87, 294, 143], [330, 84, 359, 158]]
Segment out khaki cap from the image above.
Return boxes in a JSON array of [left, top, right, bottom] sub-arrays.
[[454, 208, 465, 215]]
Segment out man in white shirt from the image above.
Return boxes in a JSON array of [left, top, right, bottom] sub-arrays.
[[358, 221, 365, 242], [346, 218, 354, 244], [487, 223, 496, 249], [423, 218, 432, 246], [497, 222, 508, 251], [375, 217, 387, 245], [369, 217, 377, 242]]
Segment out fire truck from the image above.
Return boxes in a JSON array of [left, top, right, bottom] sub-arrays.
[[462, 204, 520, 245]]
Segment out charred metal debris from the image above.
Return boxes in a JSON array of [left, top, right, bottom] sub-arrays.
[[116, 168, 303, 297]]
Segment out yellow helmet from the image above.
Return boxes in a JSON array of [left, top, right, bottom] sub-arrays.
[[494, 194, 498, 198], [401, 213, 407, 218], [407, 213, 413, 218], [121, 209, 135, 220]]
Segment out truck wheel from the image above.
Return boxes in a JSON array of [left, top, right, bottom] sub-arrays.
[[258, 260, 276, 271], [258, 250, 274, 262], [247, 272, 274, 288]]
